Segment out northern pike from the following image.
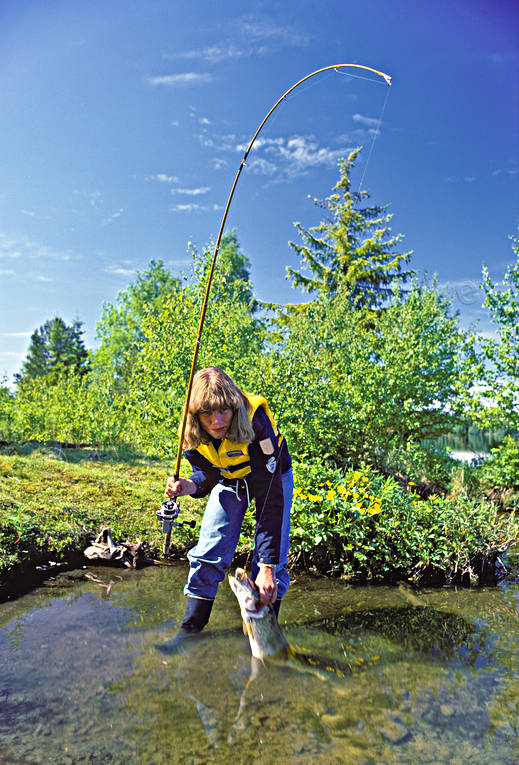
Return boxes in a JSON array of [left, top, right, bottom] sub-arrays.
[[228, 567, 291, 661]]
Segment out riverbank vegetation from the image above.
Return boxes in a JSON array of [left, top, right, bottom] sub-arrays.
[[1, 151, 518, 592]]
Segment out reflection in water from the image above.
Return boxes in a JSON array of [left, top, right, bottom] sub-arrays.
[[0, 565, 518, 764]]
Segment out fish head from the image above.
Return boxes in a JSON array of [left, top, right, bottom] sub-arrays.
[[228, 568, 264, 617]]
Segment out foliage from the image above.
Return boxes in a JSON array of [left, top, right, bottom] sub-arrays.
[[15, 316, 89, 386], [380, 438, 455, 496], [5, 368, 129, 446], [257, 282, 477, 466], [475, 231, 519, 429], [286, 148, 413, 306], [289, 460, 519, 585], [0, 384, 14, 442], [122, 241, 264, 455], [93, 259, 180, 388], [476, 435, 519, 509]]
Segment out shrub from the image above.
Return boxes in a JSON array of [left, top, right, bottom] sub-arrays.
[[379, 438, 455, 496], [477, 436, 519, 509], [290, 459, 519, 585]]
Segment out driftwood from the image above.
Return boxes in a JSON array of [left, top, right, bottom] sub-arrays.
[[83, 527, 153, 569]]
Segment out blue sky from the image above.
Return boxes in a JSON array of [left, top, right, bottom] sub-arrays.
[[1, 0, 517, 384]]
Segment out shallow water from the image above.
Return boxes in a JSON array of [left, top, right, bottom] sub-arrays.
[[1, 564, 518, 764]]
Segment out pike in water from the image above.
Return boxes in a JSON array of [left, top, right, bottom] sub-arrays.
[[228, 568, 291, 661]]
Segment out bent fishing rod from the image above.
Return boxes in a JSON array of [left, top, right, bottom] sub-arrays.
[[157, 63, 392, 554]]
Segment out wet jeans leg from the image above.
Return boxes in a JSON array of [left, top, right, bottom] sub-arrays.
[[252, 467, 293, 599], [185, 484, 248, 600]]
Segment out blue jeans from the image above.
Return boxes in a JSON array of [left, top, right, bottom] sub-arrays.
[[185, 468, 293, 601]]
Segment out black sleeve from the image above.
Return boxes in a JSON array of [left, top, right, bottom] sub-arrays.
[[183, 449, 221, 498], [248, 408, 286, 565]]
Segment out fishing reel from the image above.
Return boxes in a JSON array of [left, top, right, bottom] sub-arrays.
[[156, 498, 196, 556], [156, 498, 181, 534]]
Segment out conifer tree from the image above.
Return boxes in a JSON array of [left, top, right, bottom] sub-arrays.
[[286, 148, 413, 306], [16, 316, 89, 384]]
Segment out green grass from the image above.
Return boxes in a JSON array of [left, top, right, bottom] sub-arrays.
[[0, 443, 201, 583]]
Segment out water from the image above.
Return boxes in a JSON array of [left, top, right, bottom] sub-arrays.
[[1, 564, 518, 764]]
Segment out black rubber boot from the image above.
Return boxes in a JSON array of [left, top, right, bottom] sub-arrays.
[[272, 599, 281, 619], [156, 596, 214, 655], [181, 595, 214, 633]]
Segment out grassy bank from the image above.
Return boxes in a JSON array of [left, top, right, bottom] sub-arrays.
[[1, 444, 518, 599], [0, 443, 200, 597]]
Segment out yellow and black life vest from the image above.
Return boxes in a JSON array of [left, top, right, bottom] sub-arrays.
[[195, 393, 282, 480]]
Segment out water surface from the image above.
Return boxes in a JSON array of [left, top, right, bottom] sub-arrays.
[[1, 564, 518, 764]]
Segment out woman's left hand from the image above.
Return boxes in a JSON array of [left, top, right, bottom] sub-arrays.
[[255, 564, 278, 605]]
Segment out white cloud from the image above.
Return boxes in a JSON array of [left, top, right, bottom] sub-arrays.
[[31, 275, 52, 282], [170, 202, 223, 213], [196, 125, 352, 180], [211, 158, 228, 170], [21, 209, 36, 217], [195, 131, 237, 151], [102, 208, 124, 224], [0, 268, 15, 275], [166, 44, 246, 64], [256, 135, 351, 178], [147, 73, 213, 87], [0, 351, 23, 357], [352, 113, 381, 128], [171, 186, 211, 196], [246, 157, 278, 176], [147, 173, 180, 184], [170, 203, 206, 213], [105, 264, 137, 277], [239, 19, 309, 47], [163, 21, 308, 65], [199, 117, 211, 125], [446, 175, 478, 184]]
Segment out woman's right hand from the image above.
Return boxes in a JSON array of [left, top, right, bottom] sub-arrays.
[[165, 477, 197, 498]]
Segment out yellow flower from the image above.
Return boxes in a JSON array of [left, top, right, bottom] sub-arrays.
[[326, 480, 333, 487], [293, 487, 302, 497], [325, 489, 336, 501], [337, 485, 346, 494], [308, 493, 322, 502], [352, 471, 361, 482]]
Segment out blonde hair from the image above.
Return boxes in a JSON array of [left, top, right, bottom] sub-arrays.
[[183, 367, 255, 449]]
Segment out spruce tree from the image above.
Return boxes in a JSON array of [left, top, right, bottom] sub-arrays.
[[286, 148, 413, 307]]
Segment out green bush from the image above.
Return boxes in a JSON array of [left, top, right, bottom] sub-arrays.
[[380, 438, 455, 496], [290, 460, 519, 585], [477, 436, 519, 509]]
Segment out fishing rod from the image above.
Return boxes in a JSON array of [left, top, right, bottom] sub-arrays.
[[158, 63, 392, 555]]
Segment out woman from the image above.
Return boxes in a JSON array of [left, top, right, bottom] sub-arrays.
[[165, 367, 293, 635]]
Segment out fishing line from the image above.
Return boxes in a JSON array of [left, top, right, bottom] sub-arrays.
[[356, 83, 392, 194], [333, 68, 390, 86], [333, 65, 392, 193]]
